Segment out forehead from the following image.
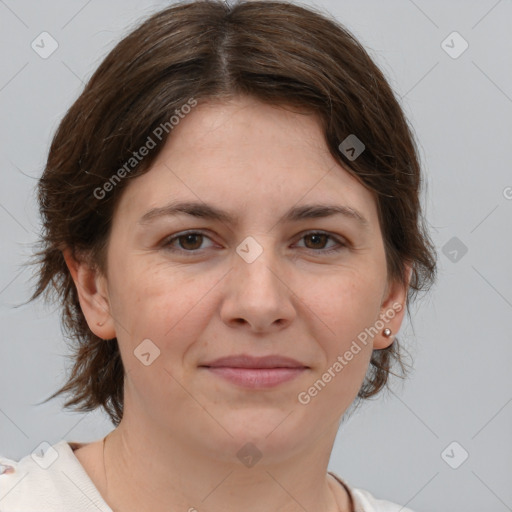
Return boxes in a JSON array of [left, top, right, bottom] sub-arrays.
[[115, 96, 378, 228]]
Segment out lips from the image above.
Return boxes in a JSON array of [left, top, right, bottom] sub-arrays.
[[199, 354, 308, 388], [200, 354, 308, 369]]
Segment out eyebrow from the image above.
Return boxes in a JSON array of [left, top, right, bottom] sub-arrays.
[[138, 200, 370, 228]]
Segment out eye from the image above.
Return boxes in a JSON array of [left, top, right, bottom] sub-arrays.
[[294, 231, 347, 254], [162, 231, 216, 254]]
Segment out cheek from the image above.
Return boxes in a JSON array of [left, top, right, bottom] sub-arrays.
[[111, 266, 218, 407], [298, 277, 380, 415], [301, 268, 385, 399], [109, 260, 217, 358], [307, 267, 385, 343]]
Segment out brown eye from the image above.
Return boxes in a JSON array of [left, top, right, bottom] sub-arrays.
[[177, 233, 203, 250], [296, 231, 346, 254], [303, 233, 329, 249], [163, 231, 215, 254]]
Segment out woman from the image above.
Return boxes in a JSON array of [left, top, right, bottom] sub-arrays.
[[0, 1, 436, 511]]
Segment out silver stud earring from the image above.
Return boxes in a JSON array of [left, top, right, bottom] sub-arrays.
[[382, 328, 392, 337]]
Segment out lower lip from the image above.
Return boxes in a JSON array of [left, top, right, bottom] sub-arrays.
[[203, 367, 306, 388]]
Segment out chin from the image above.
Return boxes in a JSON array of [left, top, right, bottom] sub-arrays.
[[207, 409, 312, 458]]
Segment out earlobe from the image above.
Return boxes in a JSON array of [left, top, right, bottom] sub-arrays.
[[62, 248, 115, 340], [373, 264, 412, 350]]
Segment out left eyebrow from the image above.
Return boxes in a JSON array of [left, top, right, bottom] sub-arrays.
[[137, 200, 370, 229]]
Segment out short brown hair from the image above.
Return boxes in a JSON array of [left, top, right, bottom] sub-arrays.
[[27, 0, 437, 426]]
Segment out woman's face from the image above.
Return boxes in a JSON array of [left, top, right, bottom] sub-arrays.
[[78, 95, 408, 462]]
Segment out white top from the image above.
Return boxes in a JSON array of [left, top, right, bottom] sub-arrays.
[[0, 440, 415, 512]]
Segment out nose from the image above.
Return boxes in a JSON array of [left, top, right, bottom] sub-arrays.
[[220, 240, 296, 333]]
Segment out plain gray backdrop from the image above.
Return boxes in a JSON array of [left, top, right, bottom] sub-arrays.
[[1, 1, 511, 511]]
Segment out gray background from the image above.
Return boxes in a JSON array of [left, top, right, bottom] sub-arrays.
[[1, 1, 511, 511]]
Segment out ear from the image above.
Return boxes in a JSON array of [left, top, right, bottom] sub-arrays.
[[62, 248, 116, 340], [373, 264, 412, 350]]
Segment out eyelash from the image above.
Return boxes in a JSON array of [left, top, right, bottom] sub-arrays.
[[161, 230, 347, 256]]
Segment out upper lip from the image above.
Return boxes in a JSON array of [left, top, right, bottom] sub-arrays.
[[200, 355, 308, 369]]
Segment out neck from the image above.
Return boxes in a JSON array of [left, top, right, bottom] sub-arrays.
[[101, 412, 350, 512]]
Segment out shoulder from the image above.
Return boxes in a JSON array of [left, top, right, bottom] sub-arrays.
[[329, 471, 416, 512], [0, 440, 111, 511], [351, 487, 416, 512]]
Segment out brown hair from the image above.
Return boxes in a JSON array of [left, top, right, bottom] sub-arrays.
[[27, 0, 437, 426]]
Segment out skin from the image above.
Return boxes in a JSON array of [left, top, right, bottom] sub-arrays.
[[64, 95, 410, 512]]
